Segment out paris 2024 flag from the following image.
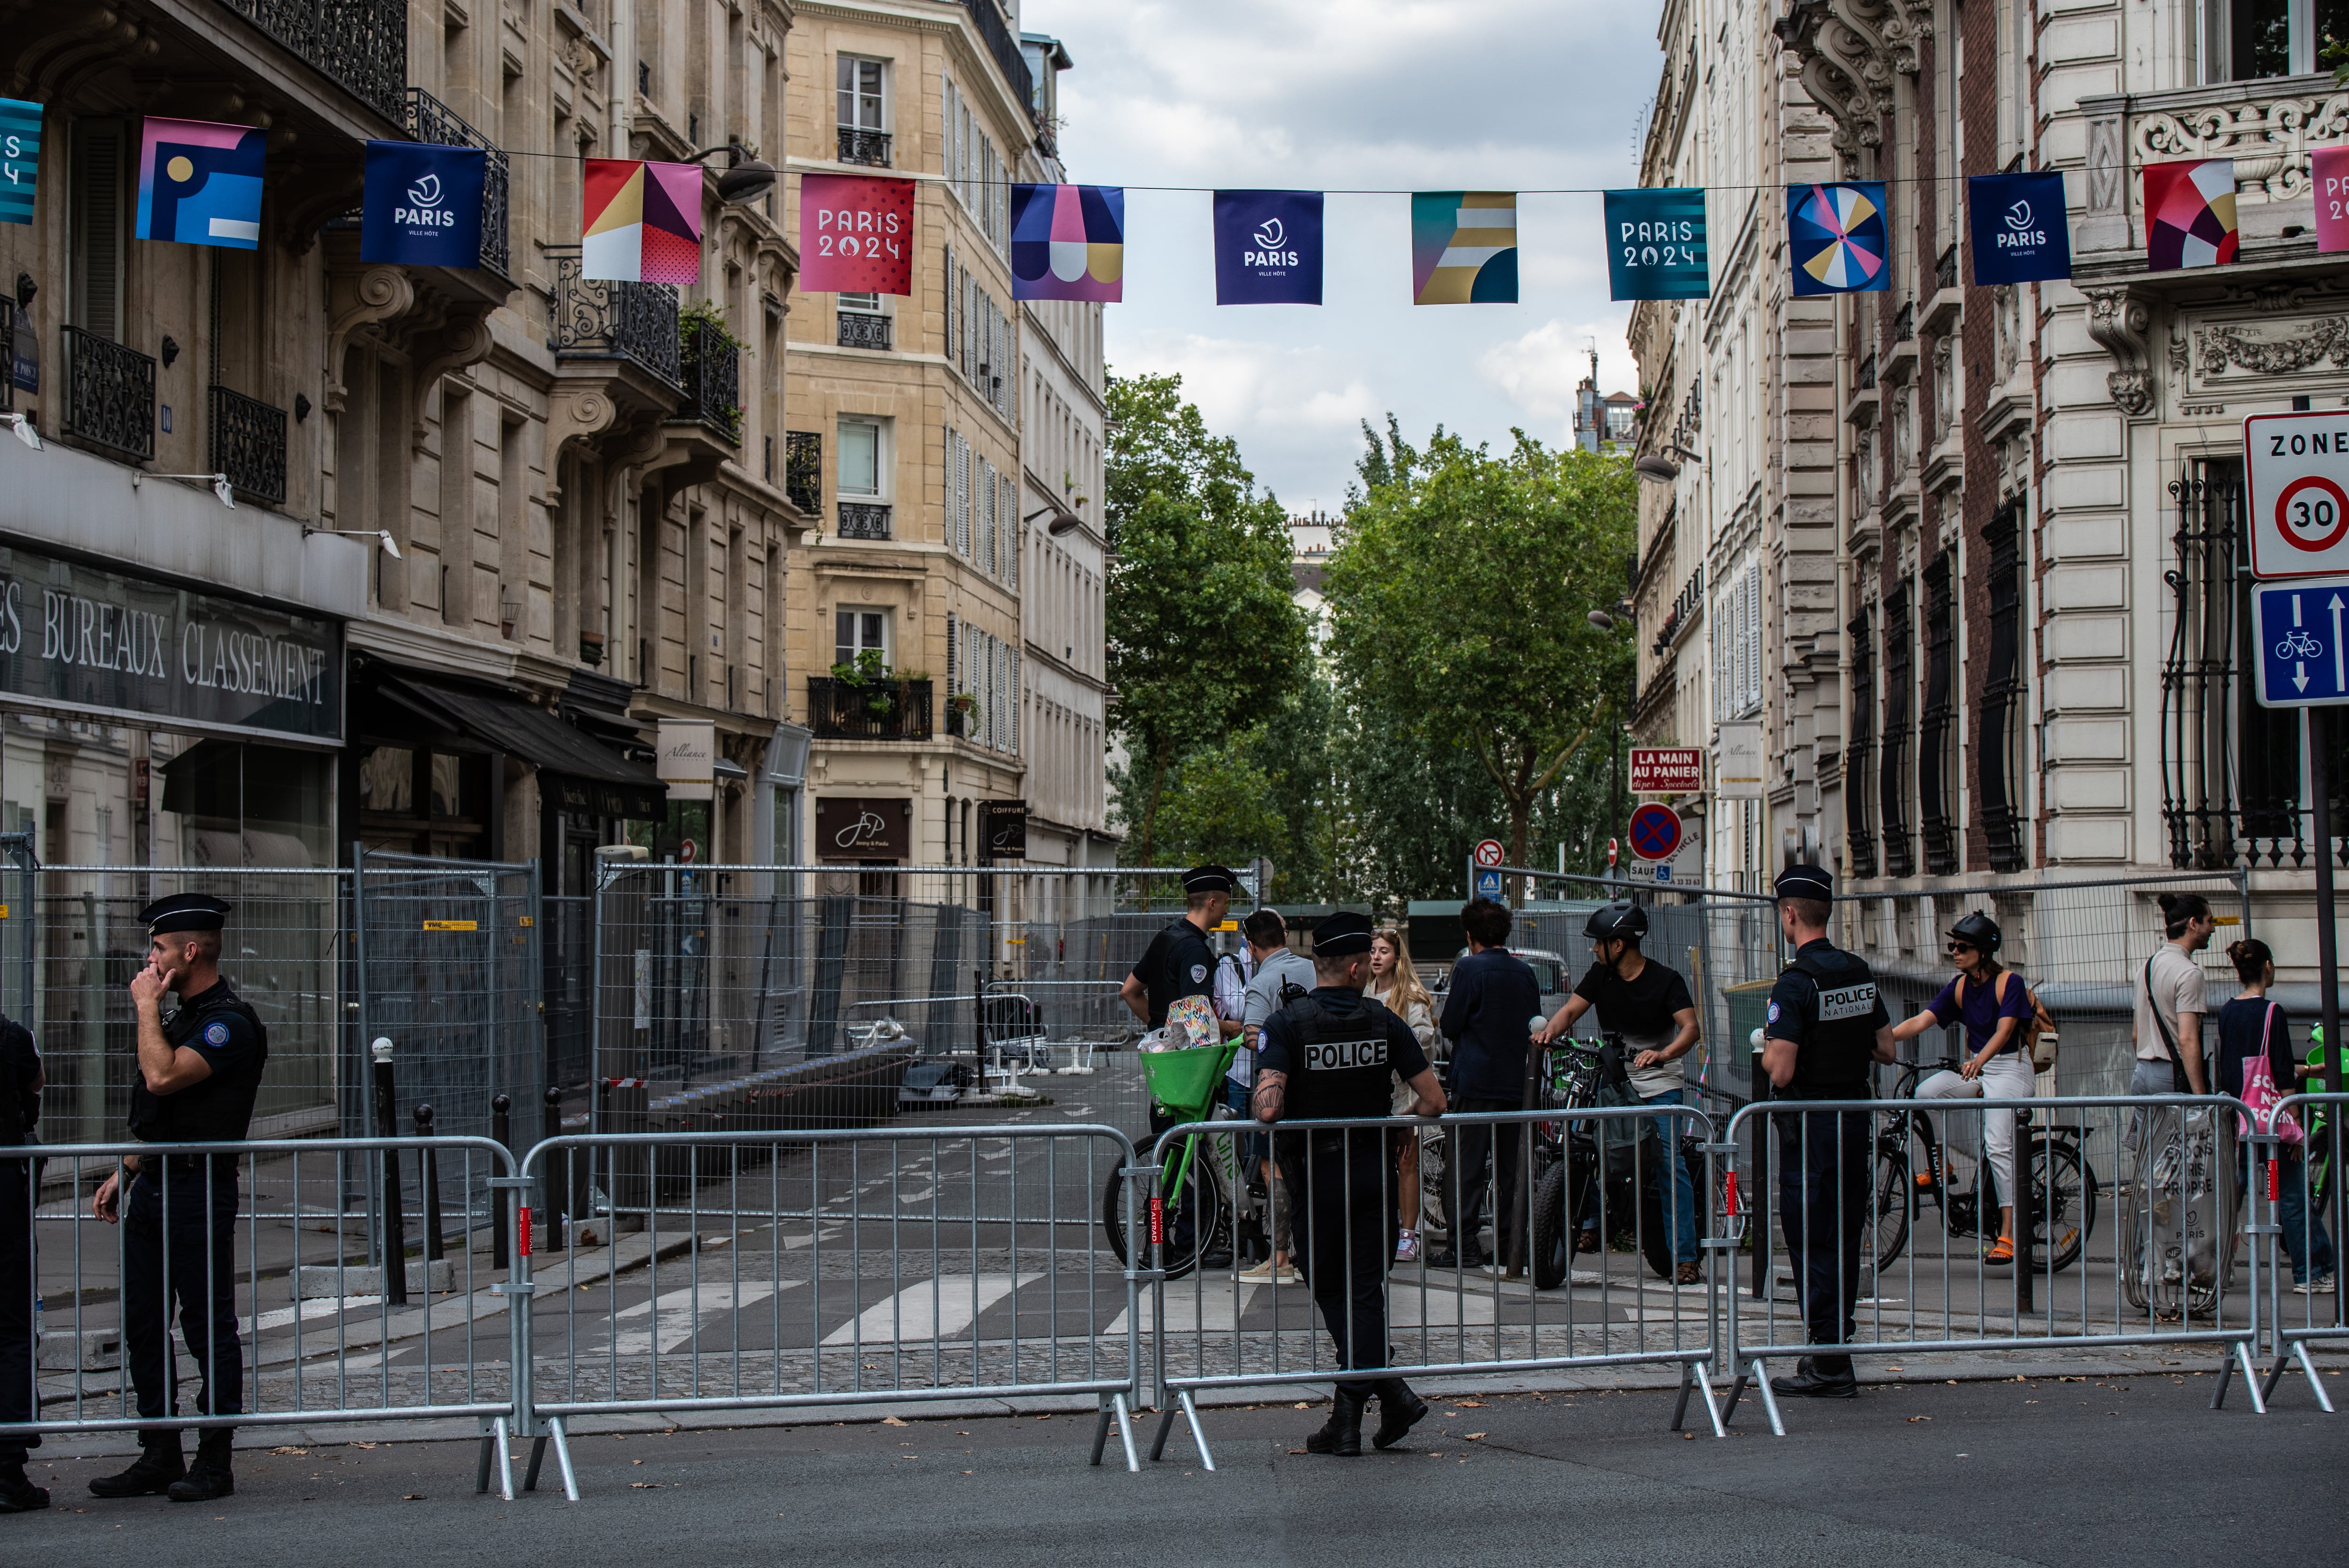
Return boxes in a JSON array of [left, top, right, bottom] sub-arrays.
[[1010, 183, 1124, 303], [137, 117, 264, 250], [1787, 181, 1889, 295]]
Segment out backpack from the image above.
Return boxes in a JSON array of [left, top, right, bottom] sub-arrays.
[[1960, 969, 2057, 1071]]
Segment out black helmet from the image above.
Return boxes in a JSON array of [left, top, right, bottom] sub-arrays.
[[1945, 911, 2002, 955], [1584, 900, 1649, 941]]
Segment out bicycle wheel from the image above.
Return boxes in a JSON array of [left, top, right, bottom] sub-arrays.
[[1100, 1137, 1227, 1281], [2028, 1139, 2095, 1273], [1531, 1158, 1569, 1290], [1416, 1126, 1450, 1245], [1870, 1142, 1912, 1273]]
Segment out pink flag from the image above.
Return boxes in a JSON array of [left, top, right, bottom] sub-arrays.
[[2313, 146, 2349, 253], [799, 174, 914, 295]]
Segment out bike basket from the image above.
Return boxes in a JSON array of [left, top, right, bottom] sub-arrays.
[[1141, 1043, 1232, 1119]]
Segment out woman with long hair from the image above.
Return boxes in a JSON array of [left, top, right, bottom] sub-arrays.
[[1370, 928, 1441, 1262], [2217, 938, 2335, 1293]]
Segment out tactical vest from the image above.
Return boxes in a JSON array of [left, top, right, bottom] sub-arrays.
[[1274, 992, 1396, 1122], [129, 980, 269, 1144], [1787, 946, 1880, 1093]]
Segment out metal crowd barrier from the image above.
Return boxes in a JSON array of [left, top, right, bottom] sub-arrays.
[[1719, 1093, 2269, 1435], [1141, 1105, 1727, 1468], [2256, 1092, 2346, 1412]]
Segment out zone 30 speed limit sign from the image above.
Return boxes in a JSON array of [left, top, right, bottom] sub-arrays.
[[2248, 411, 2349, 578]]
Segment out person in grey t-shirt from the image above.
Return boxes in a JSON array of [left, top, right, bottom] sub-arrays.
[[1230, 909, 1313, 1283]]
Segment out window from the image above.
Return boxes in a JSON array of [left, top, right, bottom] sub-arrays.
[[1845, 607, 1877, 879], [2208, 0, 2348, 78], [837, 56, 885, 130], [1918, 548, 1958, 876], [1978, 502, 2028, 872], [69, 119, 125, 340], [1880, 583, 1915, 879], [837, 417, 883, 497], [834, 608, 889, 669], [838, 292, 884, 315]]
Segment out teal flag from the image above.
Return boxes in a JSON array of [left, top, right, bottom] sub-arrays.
[[0, 99, 41, 226], [1603, 188, 1709, 300]]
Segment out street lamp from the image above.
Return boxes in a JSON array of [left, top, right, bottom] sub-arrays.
[[1587, 597, 1633, 632], [686, 141, 779, 205]]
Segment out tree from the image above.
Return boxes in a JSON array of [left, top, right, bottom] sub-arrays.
[[1105, 372, 1309, 862], [1324, 425, 1637, 888]]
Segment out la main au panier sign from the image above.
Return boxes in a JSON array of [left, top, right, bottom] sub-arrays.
[[1628, 746, 1703, 794], [0, 542, 340, 743]]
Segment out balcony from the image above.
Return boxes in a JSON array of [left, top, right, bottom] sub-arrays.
[[210, 386, 288, 506], [837, 501, 892, 540], [220, 0, 407, 124], [784, 431, 821, 516], [0, 299, 14, 416], [61, 327, 155, 462], [1892, 301, 1914, 342], [552, 256, 681, 390], [836, 127, 893, 167], [1856, 352, 1876, 390], [808, 676, 933, 742], [960, 0, 1037, 119], [837, 311, 892, 351], [677, 318, 741, 444], [403, 88, 511, 281], [1935, 243, 1958, 293]]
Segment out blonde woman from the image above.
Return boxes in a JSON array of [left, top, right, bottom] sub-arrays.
[[1370, 928, 1442, 1262]]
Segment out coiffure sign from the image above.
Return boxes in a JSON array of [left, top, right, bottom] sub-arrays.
[[0, 542, 341, 743]]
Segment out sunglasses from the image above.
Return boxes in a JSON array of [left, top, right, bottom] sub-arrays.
[[1946, 941, 1976, 955]]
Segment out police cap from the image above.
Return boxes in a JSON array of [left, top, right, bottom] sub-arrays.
[[139, 893, 232, 936], [1312, 910, 1375, 957], [1773, 864, 1834, 902], [1180, 864, 1240, 895]]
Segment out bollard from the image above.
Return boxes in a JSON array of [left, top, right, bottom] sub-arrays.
[[2014, 1109, 2037, 1315], [490, 1094, 512, 1270], [542, 1085, 567, 1255], [414, 1103, 445, 1265], [372, 1038, 408, 1306]]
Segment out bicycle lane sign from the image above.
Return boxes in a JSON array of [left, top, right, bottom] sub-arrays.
[[2251, 573, 2349, 707]]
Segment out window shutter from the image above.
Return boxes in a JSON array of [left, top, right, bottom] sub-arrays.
[[979, 459, 996, 578], [70, 120, 126, 342], [946, 612, 958, 696], [1009, 650, 1020, 755], [959, 437, 973, 556], [944, 244, 958, 365]]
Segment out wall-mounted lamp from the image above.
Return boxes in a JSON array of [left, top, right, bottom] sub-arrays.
[[159, 336, 181, 369], [1, 414, 39, 451], [687, 140, 778, 204], [13, 274, 33, 310], [303, 527, 402, 559], [294, 393, 311, 424], [1633, 444, 1703, 482], [1586, 597, 1634, 632], [136, 471, 235, 508], [1023, 504, 1082, 536]]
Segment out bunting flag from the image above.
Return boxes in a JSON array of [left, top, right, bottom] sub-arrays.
[[1411, 191, 1518, 304], [361, 140, 487, 268], [2143, 159, 2237, 271], [583, 158, 702, 284], [2314, 146, 2349, 253], [136, 116, 264, 250], [1603, 187, 1709, 300], [1213, 190, 1322, 305], [1788, 182, 1889, 295], [1967, 171, 2071, 284], [0, 99, 41, 227], [799, 172, 914, 295], [1010, 183, 1125, 302]]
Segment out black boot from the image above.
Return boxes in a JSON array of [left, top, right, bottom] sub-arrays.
[[87, 1433, 185, 1498], [1371, 1379, 1429, 1450], [1769, 1355, 1858, 1399], [166, 1431, 234, 1503], [1302, 1383, 1367, 1457], [0, 1462, 47, 1513]]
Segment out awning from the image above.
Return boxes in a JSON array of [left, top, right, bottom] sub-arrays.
[[369, 672, 668, 820]]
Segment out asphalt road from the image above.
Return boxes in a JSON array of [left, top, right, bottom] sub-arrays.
[[5, 1371, 2338, 1567]]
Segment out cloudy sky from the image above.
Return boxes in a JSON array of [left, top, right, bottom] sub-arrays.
[[1020, 0, 1665, 511]]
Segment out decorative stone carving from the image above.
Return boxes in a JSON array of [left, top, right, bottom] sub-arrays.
[[2132, 89, 2349, 202], [2085, 288, 2155, 417], [323, 267, 416, 413], [1773, 0, 1935, 167], [2194, 316, 2349, 376]]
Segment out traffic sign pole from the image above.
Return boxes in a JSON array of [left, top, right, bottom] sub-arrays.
[[2313, 709, 2341, 1127]]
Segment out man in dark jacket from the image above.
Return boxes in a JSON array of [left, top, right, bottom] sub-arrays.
[[1433, 898, 1542, 1271]]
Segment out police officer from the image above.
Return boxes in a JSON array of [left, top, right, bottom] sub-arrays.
[[1120, 867, 1240, 1265], [0, 1004, 41, 1514], [88, 894, 268, 1504], [1760, 866, 1892, 1400], [1253, 912, 1447, 1456]]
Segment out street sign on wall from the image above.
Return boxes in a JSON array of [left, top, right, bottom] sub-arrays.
[[2251, 574, 2349, 707], [2248, 411, 2349, 579], [1628, 746, 1703, 794]]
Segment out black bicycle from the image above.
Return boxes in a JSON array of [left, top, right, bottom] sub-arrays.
[[1868, 1056, 2098, 1273], [1527, 1035, 1712, 1289]]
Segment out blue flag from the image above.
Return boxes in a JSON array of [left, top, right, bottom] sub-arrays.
[[362, 140, 487, 268], [1967, 171, 2071, 284], [1213, 190, 1322, 305], [1788, 182, 1890, 295], [1603, 188, 1709, 301], [0, 99, 42, 227]]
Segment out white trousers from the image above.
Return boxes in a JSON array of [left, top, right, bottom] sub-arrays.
[[1915, 1052, 2038, 1225]]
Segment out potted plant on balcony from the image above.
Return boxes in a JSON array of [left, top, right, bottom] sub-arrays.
[[678, 299, 748, 439], [945, 690, 975, 736]]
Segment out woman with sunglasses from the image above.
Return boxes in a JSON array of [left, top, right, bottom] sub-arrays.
[[1888, 912, 2035, 1263]]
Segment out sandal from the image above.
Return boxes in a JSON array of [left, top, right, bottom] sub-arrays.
[[1983, 1237, 2015, 1265]]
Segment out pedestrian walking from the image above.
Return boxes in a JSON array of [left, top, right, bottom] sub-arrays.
[[0, 1007, 41, 1514], [1253, 912, 1446, 1456], [1432, 898, 1541, 1271], [87, 894, 268, 1505], [1236, 908, 1313, 1284], [1367, 927, 1440, 1263], [1761, 866, 1893, 1400], [2132, 892, 2214, 1098], [2216, 938, 2336, 1295], [1889, 911, 2035, 1264]]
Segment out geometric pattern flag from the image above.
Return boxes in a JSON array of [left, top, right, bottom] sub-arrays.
[[1603, 187, 1709, 300], [1787, 181, 1890, 295], [1213, 190, 1322, 305], [1967, 170, 2071, 284], [1410, 191, 1517, 304], [361, 140, 486, 268], [0, 99, 41, 227], [135, 116, 264, 250], [583, 158, 703, 284], [2314, 146, 2349, 254], [1010, 183, 1124, 302], [2143, 158, 2237, 271], [798, 172, 915, 295]]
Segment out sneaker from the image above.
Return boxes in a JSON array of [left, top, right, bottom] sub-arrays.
[[1237, 1258, 1279, 1282], [2293, 1274, 2337, 1295], [1394, 1230, 1420, 1264]]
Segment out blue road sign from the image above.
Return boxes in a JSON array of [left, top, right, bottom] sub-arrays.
[[1475, 868, 1504, 898], [2252, 574, 2349, 708]]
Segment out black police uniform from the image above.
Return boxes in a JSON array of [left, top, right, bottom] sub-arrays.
[[1128, 866, 1234, 1142], [1764, 909, 1887, 1389], [0, 1013, 40, 1492]]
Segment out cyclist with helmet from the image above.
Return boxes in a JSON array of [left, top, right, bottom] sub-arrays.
[[1889, 910, 2036, 1264], [1532, 900, 1704, 1283]]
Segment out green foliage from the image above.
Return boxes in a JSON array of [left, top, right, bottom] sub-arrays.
[[1150, 730, 1289, 869]]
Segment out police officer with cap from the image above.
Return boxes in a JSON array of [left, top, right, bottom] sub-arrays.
[[88, 894, 268, 1504], [0, 1000, 41, 1514], [1253, 911, 1447, 1456], [1760, 865, 1892, 1400], [1120, 868, 1241, 1079]]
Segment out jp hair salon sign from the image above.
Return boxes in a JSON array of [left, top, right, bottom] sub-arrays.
[[0, 542, 342, 743]]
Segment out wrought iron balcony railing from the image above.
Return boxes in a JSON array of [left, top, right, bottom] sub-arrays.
[[837, 501, 892, 540], [808, 676, 932, 742], [1893, 301, 1915, 342], [210, 386, 288, 506], [1856, 352, 1876, 390], [785, 431, 821, 516], [837, 312, 892, 351], [220, 0, 407, 125], [552, 255, 681, 389], [836, 127, 893, 167], [403, 87, 511, 280], [1935, 243, 1959, 293], [961, 0, 1037, 120], [61, 327, 154, 462], [677, 318, 741, 443], [0, 298, 15, 416]]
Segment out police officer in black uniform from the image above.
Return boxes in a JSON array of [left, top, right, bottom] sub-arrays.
[[1253, 912, 1447, 1456], [1760, 866, 1892, 1400], [88, 894, 268, 1504], [1120, 866, 1240, 1264], [0, 1005, 43, 1514]]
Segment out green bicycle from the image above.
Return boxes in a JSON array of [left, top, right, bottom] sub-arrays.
[[1102, 1036, 1244, 1281]]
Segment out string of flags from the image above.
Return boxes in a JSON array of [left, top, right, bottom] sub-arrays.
[[0, 101, 2337, 302]]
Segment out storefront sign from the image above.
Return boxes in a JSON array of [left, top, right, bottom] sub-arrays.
[[816, 796, 910, 861], [979, 800, 1027, 860], [655, 718, 715, 801], [1628, 746, 1703, 794], [1715, 721, 1765, 799], [0, 541, 340, 743]]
